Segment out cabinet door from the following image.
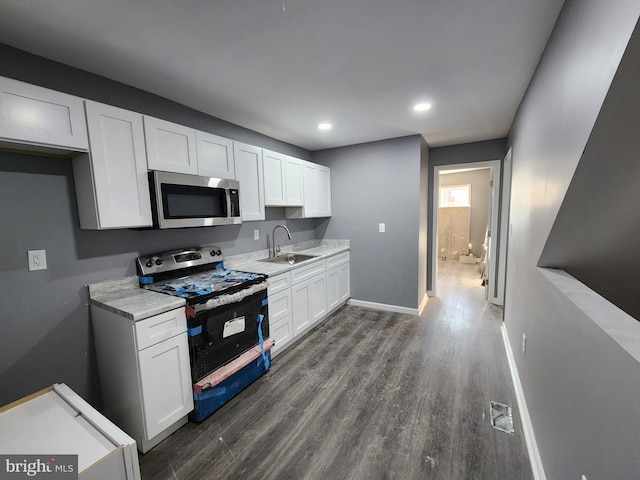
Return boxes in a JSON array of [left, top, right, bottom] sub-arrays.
[[292, 273, 327, 336], [292, 280, 313, 336], [138, 332, 193, 441], [327, 262, 351, 313], [233, 142, 265, 221], [302, 162, 318, 216], [196, 131, 235, 178], [316, 165, 332, 217], [143, 116, 197, 174], [74, 101, 152, 229], [262, 149, 286, 206], [285, 156, 304, 206], [0, 76, 88, 151], [308, 273, 327, 324]]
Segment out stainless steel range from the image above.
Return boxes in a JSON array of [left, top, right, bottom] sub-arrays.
[[136, 245, 271, 422]]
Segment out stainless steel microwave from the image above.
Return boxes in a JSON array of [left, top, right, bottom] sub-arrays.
[[149, 171, 241, 229]]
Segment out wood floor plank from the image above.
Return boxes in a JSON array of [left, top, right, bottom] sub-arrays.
[[139, 261, 533, 480]]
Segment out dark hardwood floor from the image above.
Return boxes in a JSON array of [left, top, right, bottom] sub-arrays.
[[139, 260, 532, 479]]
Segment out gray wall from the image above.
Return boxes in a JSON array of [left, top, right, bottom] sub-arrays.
[[505, 0, 640, 477], [427, 139, 506, 290], [439, 168, 491, 258], [0, 45, 318, 407], [538, 23, 640, 320], [313, 136, 425, 310]]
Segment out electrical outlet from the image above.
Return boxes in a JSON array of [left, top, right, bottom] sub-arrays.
[[28, 250, 47, 271], [379, 223, 386, 233], [254, 229, 260, 240], [522, 333, 527, 354]]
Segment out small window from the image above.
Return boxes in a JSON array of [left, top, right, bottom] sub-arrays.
[[440, 184, 470, 207]]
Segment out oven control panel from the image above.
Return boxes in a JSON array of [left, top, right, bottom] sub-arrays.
[[136, 246, 224, 276]]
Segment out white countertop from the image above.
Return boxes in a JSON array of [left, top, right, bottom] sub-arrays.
[[88, 240, 349, 321]]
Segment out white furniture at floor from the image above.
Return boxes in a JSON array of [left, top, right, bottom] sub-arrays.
[[73, 100, 152, 229], [0, 383, 140, 480], [91, 306, 194, 453], [291, 258, 327, 336], [233, 141, 265, 221], [265, 249, 350, 357], [0, 75, 88, 152], [326, 251, 351, 313], [267, 271, 294, 356]]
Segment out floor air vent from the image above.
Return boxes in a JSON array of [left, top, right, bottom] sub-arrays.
[[490, 401, 514, 434]]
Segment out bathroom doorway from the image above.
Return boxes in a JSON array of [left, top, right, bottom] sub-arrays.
[[431, 159, 504, 304]]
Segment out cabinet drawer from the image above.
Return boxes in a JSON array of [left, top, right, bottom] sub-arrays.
[[270, 314, 293, 355], [135, 308, 186, 350], [268, 271, 291, 295], [291, 259, 325, 284], [268, 289, 292, 323], [325, 251, 350, 270]]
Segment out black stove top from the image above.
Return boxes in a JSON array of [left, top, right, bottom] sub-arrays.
[[137, 246, 266, 305]]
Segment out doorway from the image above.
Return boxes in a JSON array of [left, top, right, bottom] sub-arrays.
[[431, 159, 504, 304]]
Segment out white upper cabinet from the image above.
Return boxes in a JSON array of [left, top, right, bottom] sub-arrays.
[[72, 100, 152, 229], [285, 155, 304, 206], [316, 164, 332, 217], [195, 131, 235, 179], [263, 149, 304, 207], [263, 149, 286, 206], [286, 161, 331, 218], [143, 116, 197, 174], [233, 141, 265, 221], [0, 76, 88, 152]]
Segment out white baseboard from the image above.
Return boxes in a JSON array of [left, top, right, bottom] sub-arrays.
[[501, 324, 546, 480], [418, 293, 429, 315], [348, 299, 419, 316]]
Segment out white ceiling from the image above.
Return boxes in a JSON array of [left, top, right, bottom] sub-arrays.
[[0, 0, 565, 151]]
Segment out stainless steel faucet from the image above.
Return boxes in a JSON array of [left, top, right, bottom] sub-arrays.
[[272, 224, 292, 258]]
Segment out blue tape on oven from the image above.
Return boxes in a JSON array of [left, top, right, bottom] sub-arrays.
[[188, 325, 203, 336], [262, 297, 269, 306], [139, 276, 153, 284], [215, 262, 224, 270], [256, 313, 270, 370], [193, 386, 227, 400]]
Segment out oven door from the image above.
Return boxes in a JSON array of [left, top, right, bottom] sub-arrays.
[[151, 171, 241, 229], [187, 289, 269, 382]]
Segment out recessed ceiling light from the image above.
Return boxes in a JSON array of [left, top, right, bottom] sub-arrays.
[[413, 102, 432, 112], [318, 122, 332, 131]]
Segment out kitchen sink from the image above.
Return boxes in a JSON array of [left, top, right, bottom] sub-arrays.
[[259, 253, 318, 265]]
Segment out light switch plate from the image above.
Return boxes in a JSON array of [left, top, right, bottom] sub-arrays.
[[379, 223, 386, 233]]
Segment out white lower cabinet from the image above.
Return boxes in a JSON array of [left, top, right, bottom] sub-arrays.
[[91, 306, 193, 453], [267, 272, 293, 356], [292, 272, 327, 336], [326, 251, 351, 314]]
